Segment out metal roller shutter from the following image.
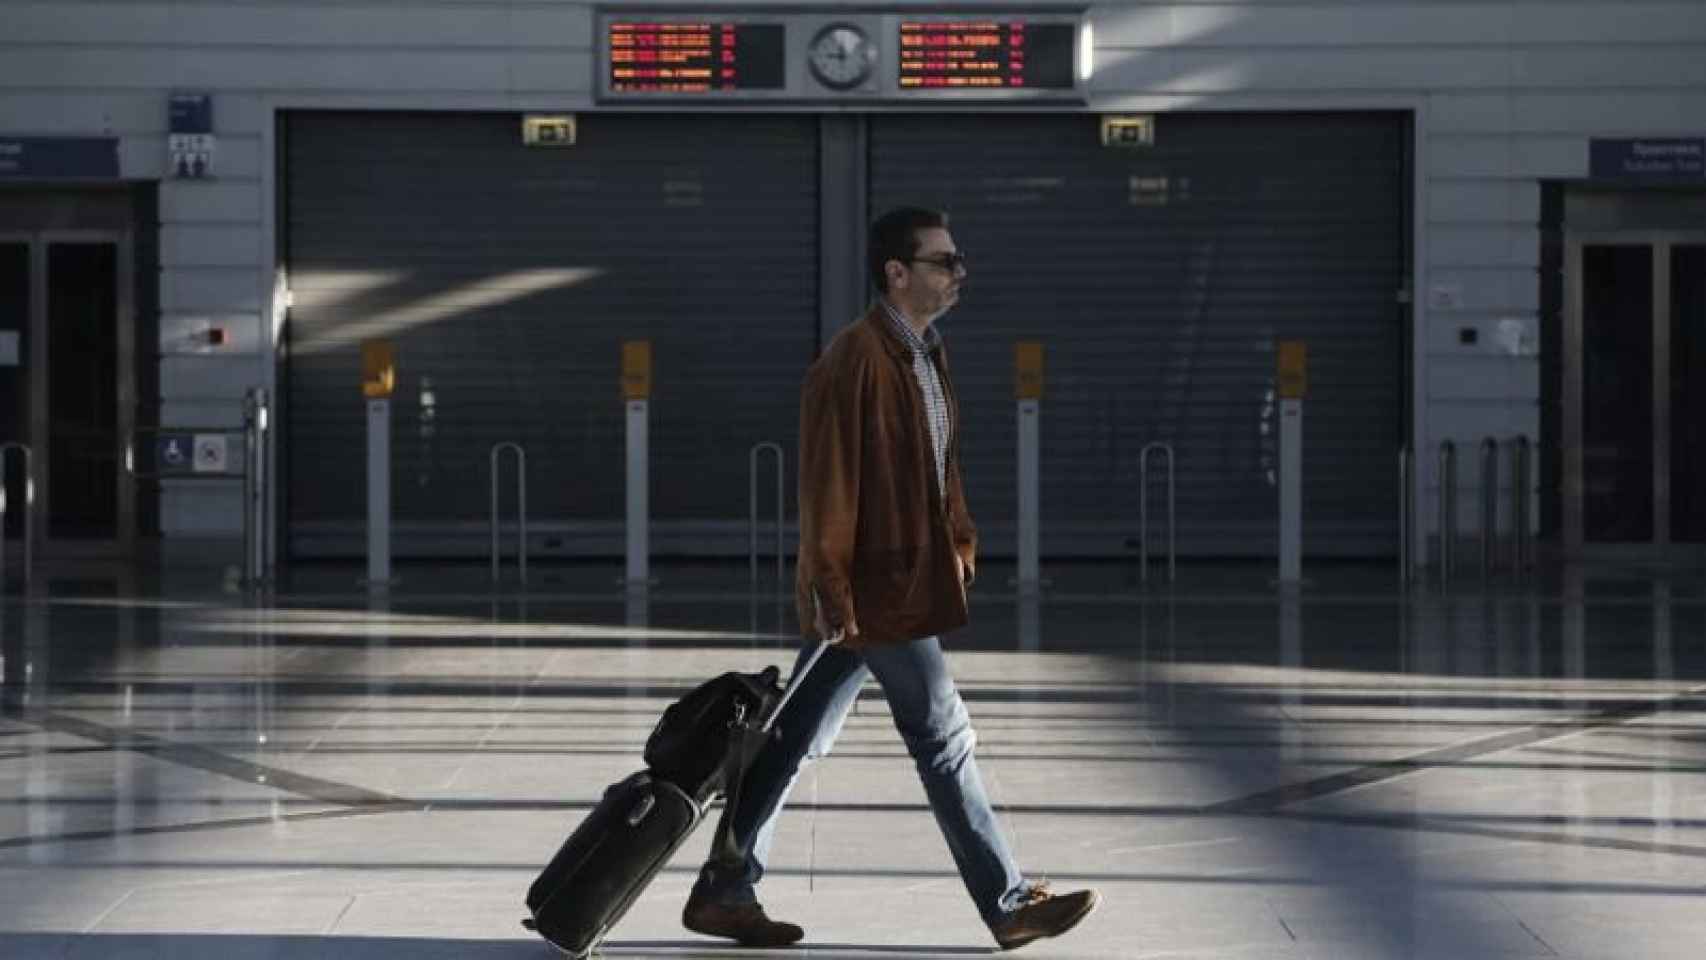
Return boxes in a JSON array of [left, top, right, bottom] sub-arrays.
[[869, 112, 1407, 557], [284, 112, 817, 557]]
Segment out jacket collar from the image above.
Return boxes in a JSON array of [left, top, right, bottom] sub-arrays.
[[862, 301, 941, 362]]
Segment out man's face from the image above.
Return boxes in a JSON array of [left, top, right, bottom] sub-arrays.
[[888, 226, 966, 324]]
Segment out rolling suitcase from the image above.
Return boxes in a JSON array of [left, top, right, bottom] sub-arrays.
[[524, 641, 829, 958]]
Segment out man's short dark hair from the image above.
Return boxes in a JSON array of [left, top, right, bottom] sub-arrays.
[[868, 207, 949, 294]]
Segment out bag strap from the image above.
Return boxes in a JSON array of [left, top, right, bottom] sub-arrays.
[[709, 638, 830, 865]]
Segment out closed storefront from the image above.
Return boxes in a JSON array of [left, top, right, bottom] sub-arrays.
[[283, 109, 1405, 560], [284, 112, 819, 557], [869, 112, 1407, 556]]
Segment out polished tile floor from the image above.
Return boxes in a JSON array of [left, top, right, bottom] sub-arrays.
[[2, 559, 1705, 959]]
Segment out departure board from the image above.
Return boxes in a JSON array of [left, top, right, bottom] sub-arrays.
[[607, 21, 785, 94], [898, 20, 1077, 91]]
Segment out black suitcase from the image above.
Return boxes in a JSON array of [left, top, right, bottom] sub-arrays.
[[524, 642, 829, 958], [523, 770, 702, 957]]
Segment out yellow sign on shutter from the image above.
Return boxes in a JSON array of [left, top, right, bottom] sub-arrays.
[[361, 339, 395, 398], [622, 340, 653, 400], [1277, 340, 1308, 399], [1014, 341, 1044, 400]]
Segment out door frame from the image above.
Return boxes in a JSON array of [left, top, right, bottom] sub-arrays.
[[1563, 228, 1706, 556], [6, 229, 137, 558]]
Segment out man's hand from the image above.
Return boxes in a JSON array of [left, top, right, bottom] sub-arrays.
[[955, 554, 973, 588], [812, 588, 859, 644]]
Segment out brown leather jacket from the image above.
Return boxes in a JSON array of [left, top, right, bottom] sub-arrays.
[[794, 305, 977, 649]]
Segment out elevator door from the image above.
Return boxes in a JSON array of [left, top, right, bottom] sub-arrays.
[[1566, 232, 1706, 551]]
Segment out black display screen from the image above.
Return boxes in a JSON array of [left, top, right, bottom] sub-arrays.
[[608, 21, 786, 93], [898, 20, 1076, 91]]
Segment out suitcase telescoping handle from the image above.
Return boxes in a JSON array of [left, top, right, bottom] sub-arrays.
[[758, 587, 839, 734], [761, 639, 828, 735]]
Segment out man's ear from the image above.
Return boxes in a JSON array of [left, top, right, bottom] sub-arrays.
[[885, 260, 907, 291]]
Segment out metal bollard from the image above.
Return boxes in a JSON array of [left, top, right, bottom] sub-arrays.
[[490, 442, 528, 585], [749, 442, 785, 590], [1399, 447, 1414, 586], [1138, 442, 1176, 584], [1510, 436, 1532, 574], [1438, 440, 1458, 584], [243, 387, 271, 587], [1480, 437, 1499, 580], [0, 443, 34, 587]]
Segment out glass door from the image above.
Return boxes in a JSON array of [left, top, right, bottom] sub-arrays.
[[1566, 232, 1706, 553], [1672, 243, 1706, 544], [0, 240, 29, 545], [45, 242, 121, 540]]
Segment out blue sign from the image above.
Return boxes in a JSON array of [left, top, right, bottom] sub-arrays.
[[169, 93, 213, 135], [1590, 138, 1705, 180], [0, 137, 120, 180], [156, 433, 194, 473]]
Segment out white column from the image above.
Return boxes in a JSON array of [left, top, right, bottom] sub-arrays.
[[1278, 397, 1303, 584], [1016, 398, 1040, 593], [625, 399, 649, 590], [366, 397, 391, 586]]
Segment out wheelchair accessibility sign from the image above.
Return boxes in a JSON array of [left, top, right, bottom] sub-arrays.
[[156, 433, 234, 475]]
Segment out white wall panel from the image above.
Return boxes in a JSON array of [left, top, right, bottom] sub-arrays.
[[163, 224, 264, 269], [1508, 91, 1706, 135], [1418, 267, 1527, 313], [161, 486, 244, 535], [1428, 181, 1518, 222], [1513, 3, 1706, 44], [510, 7, 595, 48], [0, 92, 162, 134], [1508, 137, 1591, 180], [1426, 136, 1515, 179], [161, 182, 262, 223], [1512, 47, 1706, 89], [1427, 361, 1542, 404], [173, 50, 513, 92], [4, 3, 174, 44], [175, 5, 514, 47], [159, 356, 268, 399], [158, 399, 246, 430], [0, 49, 178, 89], [1164, 4, 1515, 47], [508, 52, 597, 94], [1428, 224, 1527, 268], [1427, 180, 1540, 225], [1429, 94, 1511, 134], [162, 267, 265, 313], [1425, 309, 1541, 353], [1096, 47, 1513, 93]]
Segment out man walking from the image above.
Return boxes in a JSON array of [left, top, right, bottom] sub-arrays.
[[682, 207, 1100, 951]]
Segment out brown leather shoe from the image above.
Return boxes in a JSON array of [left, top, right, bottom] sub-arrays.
[[682, 895, 805, 947], [990, 883, 1101, 951]]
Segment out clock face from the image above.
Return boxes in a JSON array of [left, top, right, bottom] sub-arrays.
[[807, 23, 874, 91]]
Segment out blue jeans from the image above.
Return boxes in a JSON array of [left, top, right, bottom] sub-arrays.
[[693, 634, 1028, 927]]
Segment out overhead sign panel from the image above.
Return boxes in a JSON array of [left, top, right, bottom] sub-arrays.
[[898, 19, 1076, 92], [606, 19, 786, 95], [594, 10, 1086, 103]]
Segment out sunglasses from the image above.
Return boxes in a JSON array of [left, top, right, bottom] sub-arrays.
[[909, 252, 968, 273]]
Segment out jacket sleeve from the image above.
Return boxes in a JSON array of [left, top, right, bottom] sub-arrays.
[[798, 357, 861, 633]]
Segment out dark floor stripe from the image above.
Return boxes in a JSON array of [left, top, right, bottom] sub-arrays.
[[3, 708, 411, 809], [1208, 684, 1706, 813]]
